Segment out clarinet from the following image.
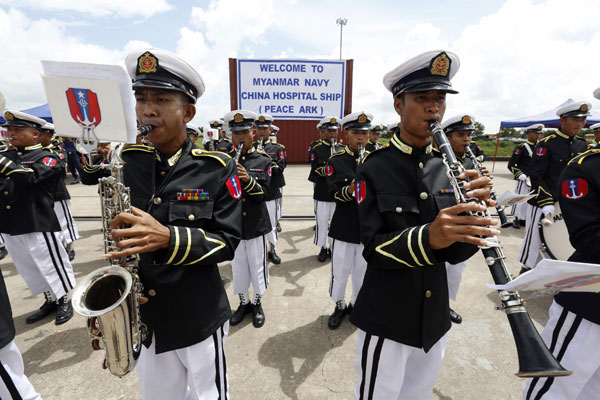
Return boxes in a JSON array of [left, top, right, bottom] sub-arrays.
[[357, 143, 366, 163], [258, 137, 264, 150], [430, 121, 570, 378], [233, 143, 244, 163], [464, 145, 512, 228], [330, 138, 336, 156]]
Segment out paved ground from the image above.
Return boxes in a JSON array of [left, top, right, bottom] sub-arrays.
[[1, 161, 555, 399]]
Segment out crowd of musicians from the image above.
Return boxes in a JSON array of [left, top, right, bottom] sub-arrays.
[[0, 47, 599, 400]]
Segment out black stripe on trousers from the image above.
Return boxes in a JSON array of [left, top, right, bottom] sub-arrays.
[[42, 232, 68, 293], [329, 239, 336, 297], [0, 360, 23, 400], [49, 232, 74, 290], [358, 334, 384, 400], [526, 308, 582, 399], [262, 235, 268, 289], [60, 200, 76, 242], [221, 326, 228, 399], [212, 331, 221, 399], [520, 205, 538, 265], [314, 202, 320, 245]]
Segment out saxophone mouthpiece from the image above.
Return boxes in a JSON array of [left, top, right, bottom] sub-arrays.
[[137, 125, 154, 136]]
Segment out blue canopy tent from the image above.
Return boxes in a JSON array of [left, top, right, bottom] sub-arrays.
[[0, 103, 53, 124], [499, 99, 600, 129]]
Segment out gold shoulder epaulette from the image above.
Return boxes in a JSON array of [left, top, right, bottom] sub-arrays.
[[331, 149, 345, 157], [122, 144, 154, 153], [361, 144, 389, 164], [539, 135, 555, 143], [569, 148, 600, 165], [191, 148, 229, 166]]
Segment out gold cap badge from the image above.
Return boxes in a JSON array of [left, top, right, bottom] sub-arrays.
[[374, 125, 381, 130], [4, 112, 13, 121], [329, 118, 337, 124], [234, 113, 244, 123], [581, 104, 589, 112], [430, 52, 450, 77], [462, 115, 471, 124], [138, 51, 158, 74], [259, 116, 265, 122], [358, 113, 367, 124]]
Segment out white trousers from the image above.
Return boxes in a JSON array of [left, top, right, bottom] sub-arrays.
[[275, 189, 283, 222], [517, 204, 543, 269], [4, 231, 75, 299], [0, 341, 41, 400], [523, 301, 600, 400], [511, 180, 530, 219], [446, 261, 467, 302], [231, 235, 268, 295], [138, 323, 229, 400], [313, 201, 336, 249], [354, 330, 448, 400], [265, 200, 277, 246], [53, 200, 80, 244], [329, 239, 367, 303]]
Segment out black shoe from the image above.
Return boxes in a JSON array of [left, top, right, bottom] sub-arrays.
[[55, 296, 73, 325], [512, 218, 521, 229], [268, 250, 281, 265], [230, 302, 252, 326], [0, 246, 7, 260], [276, 222, 282, 233], [312, 224, 316, 231], [252, 303, 265, 328], [65, 243, 75, 261], [327, 302, 347, 330], [347, 302, 353, 315], [71, 178, 80, 184], [26, 293, 57, 324], [519, 266, 531, 276], [449, 308, 462, 324], [317, 247, 328, 262], [519, 219, 527, 227], [327, 248, 332, 258]]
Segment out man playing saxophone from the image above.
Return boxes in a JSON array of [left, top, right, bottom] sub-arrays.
[[96, 48, 241, 399]]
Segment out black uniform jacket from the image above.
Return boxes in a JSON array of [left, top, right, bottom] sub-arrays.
[[556, 149, 600, 324], [203, 139, 219, 151], [431, 147, 475, 170], [307, 139, 321, 163], [81, 139, 241, 353], [0, 272, 15, 349], [365, 140, 381, 152], [256, 140, 286, 201], [309, 139, 344, 201], [229, 146, 273, 240], [469, 142, 485, 161], [326, 146, 364, 244], [0, 145, 62, 235], [44, 143, 71, 201], [507, 141, 535, 179], [216, 137, 234, 153], [529, 131, 587, 207], [350, 134, 478, 352]]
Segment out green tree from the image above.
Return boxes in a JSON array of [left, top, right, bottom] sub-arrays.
[[500, 127, 521, 138], [473, 121, 485, 137]]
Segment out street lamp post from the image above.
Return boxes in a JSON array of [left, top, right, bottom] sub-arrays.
[[336, 18, 347, 60]]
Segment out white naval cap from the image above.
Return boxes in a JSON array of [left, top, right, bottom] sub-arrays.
[[556, 101, 592, 118], [341, 111, 373, 131], [186, 123, 200, 136], [255, 113, 274, 127], [524, 123, 544, 133], [590, 122, 600, 131], [209, 120, 223, 129], [224, 110, 257, 132], [1, 110, 47, 129], [388, 121, 400, 133], [317, 116, 341, 130], [41, 122, 55, 133], [383, 50, 460, 97], [594, 87, 600, 100], [441, 114, 475, 133], [125, 48, 205, 103], [371, 123, 383, 132]]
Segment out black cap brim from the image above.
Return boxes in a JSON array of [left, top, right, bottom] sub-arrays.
[[133, 79, 197, 103]]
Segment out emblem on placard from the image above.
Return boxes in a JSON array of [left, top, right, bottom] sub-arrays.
[[430, 52, 450, 77], [65, 88, 102, 128], [462, 115, 471, 124], [562, 178, 588, 200], [234, 113, 244, 123], [138, 51, 158, 73]]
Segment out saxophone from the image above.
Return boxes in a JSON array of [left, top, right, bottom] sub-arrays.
[[71, 140, 148, 377]]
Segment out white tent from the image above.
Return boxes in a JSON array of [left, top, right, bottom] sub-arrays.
[[499, 99, 600, 129]]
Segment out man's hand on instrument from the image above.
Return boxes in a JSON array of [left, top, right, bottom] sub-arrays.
[[518, 174, 528, 181], [460, 169, 495, 207], [106, 206, 171, 258], [236, 163, 250, 182], [542, 205, 555, 217], [429, 202, 499, 249]]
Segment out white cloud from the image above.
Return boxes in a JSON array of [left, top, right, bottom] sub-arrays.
[[0, 0, 173, 18]]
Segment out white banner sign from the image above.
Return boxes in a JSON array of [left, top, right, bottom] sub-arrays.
[[237, 59, 346, 120]]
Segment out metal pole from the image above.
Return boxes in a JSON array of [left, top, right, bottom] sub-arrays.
[[336, 18, 347, 60]]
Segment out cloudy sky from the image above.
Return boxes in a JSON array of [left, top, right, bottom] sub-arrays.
[[1, 0, 599, 132]]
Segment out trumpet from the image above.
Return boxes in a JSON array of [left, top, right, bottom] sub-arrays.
[[430, 121, 570, 378], [233, 143, 244, 163]]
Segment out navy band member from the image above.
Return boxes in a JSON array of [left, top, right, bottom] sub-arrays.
[[309, 116, 344, 262], [0, 270, 41, 399], [588, 122, 600, 148], [225, 110, 274, 328], [186, 123, 200, 144], [523, 147, 600, 399], [366, 123, 383, 152], [507, 124, 544, 228], [351, 50, 495, 399], [0, 110, 75, 325], [518, 101, 589, 273], [212, 119, 233, 153], [254, 114, 286, 265], [324, 111, 371, 330], [107, 48, 242, 399], [39, 122, 80, 261]]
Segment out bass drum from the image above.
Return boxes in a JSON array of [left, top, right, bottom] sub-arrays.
[[539, 202, 575, 260]]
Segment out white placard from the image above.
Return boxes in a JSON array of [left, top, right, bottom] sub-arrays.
[[41, 61, 136, 143], [202, 129, 218, 145], [487, 259, 600, 293], [237, 59, 346, 120], [495, 190, 536, 208]]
